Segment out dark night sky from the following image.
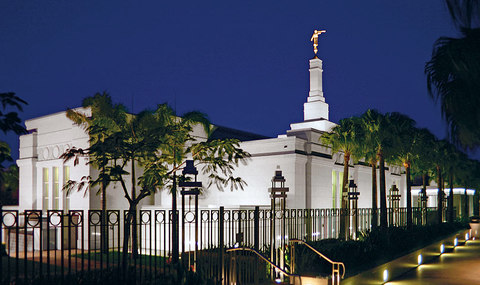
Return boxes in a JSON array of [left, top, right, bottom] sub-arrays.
[[1, 1, 467, 161]]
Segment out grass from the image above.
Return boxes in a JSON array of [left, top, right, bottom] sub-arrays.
[[71, 250, 169, 266]]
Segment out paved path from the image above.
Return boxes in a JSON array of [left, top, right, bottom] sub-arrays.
[[387, 239, 480, 285]]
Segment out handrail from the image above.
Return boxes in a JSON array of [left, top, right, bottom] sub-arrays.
[[226, 247, 301, 280], [290, 239, 346, 279]]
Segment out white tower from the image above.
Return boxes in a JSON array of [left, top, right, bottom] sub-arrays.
[[289, 32, 336, 133]]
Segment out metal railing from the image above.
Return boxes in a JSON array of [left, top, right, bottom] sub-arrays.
[[226, 246, 300, 283], [290, 239, 345, 284], [0, 206, 447, 284]]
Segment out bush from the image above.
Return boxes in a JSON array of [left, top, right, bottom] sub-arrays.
[[294, 222, 467, 278], [0, 243, 6, 256]]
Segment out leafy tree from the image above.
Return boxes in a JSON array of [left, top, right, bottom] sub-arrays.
[[63, 93, 250, 265], [321, 117, 363, 239], [62, 92, 127, 253], [0, 92, 27, 208]]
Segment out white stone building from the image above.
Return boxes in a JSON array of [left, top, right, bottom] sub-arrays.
[[17, 55, 452, 214]]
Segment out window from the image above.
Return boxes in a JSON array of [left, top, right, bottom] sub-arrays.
[[63, 166, 70, 211], [332, 170, 343, 209], [53, 167, 59, 210], [42, 168, 49, 212], [332, 170, 337, 208]]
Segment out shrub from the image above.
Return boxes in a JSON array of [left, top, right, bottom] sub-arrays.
[[293, 222, 467, 278]]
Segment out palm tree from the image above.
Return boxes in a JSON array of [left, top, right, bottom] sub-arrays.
[[358, 113, 380, 228], [411, 128, 436, 224], [321, 117, 363, 239], [359, 110, 396, 229], [430, 140, 452, 224], [389, 113, 417, 228], [425, 1, 480, 149], [443, 144, 466, 222]]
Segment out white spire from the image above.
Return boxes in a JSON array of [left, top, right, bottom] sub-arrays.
[[304, 57, 329, 121]]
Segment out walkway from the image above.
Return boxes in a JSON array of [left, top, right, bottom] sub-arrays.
[[387, 239, 480, 285]]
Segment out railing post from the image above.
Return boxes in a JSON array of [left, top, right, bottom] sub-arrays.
[[219, 206, 224, 285], [254, 206, 259, 285], [254, 206, 259, 251]]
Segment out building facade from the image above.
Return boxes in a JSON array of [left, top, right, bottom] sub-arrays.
[[16, 55, 473, 215]]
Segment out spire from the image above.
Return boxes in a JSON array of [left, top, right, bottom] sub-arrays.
[[289, 29, 335, 133], [304, 57, 328, 121]]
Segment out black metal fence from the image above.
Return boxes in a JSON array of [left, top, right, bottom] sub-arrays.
[[0, 207, 445, 284]]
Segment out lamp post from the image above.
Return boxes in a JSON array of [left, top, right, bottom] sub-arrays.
[[388, 183, 401, 226], [269, 169, 289, 279], [347, 179, 359, 239], [178, 160, 202, 272], [421, 187, 428, 225]]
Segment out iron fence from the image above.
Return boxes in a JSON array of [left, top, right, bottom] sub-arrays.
[[0, 206, 446, 284]]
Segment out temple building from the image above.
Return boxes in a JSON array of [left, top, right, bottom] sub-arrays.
[[15, 38, 474, 216]]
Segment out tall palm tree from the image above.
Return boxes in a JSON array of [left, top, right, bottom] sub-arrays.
[[358, 113, 381, 229], [443, 144, 465, 222], [389, 113, 417, 228], [411, 128, 436, 224], [430, 140, 451, 224], [425, 1, 480, 149], [321, 117, 363, 239], [359, 110, 395, 229]]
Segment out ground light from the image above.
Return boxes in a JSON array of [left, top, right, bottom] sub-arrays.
[[383, 269, 389, 282], [417, 254, 422, 265]]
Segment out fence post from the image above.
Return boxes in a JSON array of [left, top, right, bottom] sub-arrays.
[[254, 206, 259, 285], [219, 206, 224, 285], [254, 206, 259, 251]]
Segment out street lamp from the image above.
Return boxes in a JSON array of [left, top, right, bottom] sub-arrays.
[[269, 169, 289, 279], [347, 179, 359, 239], [178, 160, 202, 271], [421, 187, 428, 225], [388, 183, 401, 226]]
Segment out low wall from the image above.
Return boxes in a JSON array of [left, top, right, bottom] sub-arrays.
[[342, 229, 470, 284]]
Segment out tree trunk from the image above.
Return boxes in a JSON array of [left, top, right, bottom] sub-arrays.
[[172, 171, 179, 263], [379, 152, 387, 229], [131, 160, 138, 259], [339, 153, 350, 240], [101, 166, 108, 254], [448, 173, 454, 223], [405, 163, 412, 229], [464, 187, 469, 219], [371, 162, 378, 229], [437, 166, 443, 224], [122, 202, 138, 270], [475, 191, 480, 217], [422, 173, 428, 225]]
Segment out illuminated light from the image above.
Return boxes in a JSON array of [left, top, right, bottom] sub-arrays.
[[440, 244, 445, 254], [417, 254, 422, 265], [466, 233, 470, 240], [454, 238, 458, 247], [383, 269, 389, 282], [275, 278, 282, 283]]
